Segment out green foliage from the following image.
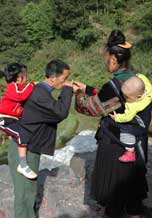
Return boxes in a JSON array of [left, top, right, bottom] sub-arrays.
[[0, 0, 24, 52], [28, 39, 79, 81], [114, 8, 124, 27], [132, 1, 152, 39], [22, 0, 54, 47], [101, 0, 125, 14], [51, 0, 104, 47], [132, 40, 152, 78], [1, 44, 34, 64], [0, 0, 25, 64], [68, 43, 110, 87], [76, 27, 99, 47], [0, 0, 151, 67], [28, 38, 109, 88], [52, 0, 89, 39]]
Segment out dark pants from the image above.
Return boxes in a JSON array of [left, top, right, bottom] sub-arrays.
[[8, 140, 40, 218], [0, 120, 31, 147]]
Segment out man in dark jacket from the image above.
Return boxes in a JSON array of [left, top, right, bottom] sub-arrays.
[[8, 59, 74, 218]]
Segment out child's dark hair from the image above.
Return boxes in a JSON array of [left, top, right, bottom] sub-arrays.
[[0, 63, 27, 83], [45, 59, 70, 78], [106, 29, 131, 67]]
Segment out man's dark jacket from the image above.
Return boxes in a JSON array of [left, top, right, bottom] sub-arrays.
[[19, 83, 73, 155]]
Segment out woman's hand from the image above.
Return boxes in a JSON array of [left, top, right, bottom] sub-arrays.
[[64, 81, 85, 93], [73, 81, 86, 92], [72, 83, 80, 93]]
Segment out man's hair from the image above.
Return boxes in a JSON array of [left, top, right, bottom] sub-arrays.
[[45, 59, 70, 78]]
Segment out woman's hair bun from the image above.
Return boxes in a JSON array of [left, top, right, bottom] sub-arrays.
[[107, 29, 126, 47]]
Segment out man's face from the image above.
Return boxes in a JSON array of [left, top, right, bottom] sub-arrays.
[[52, 69, 70, 89]]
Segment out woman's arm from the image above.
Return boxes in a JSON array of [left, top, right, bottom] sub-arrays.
[[73, 81, 98, 96], [75, 81, 121, 117]]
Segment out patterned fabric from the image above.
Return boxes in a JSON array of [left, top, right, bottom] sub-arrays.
[[75, 89, 121, 117]]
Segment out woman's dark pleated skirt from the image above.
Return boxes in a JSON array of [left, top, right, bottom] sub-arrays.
[[91, 130, 148, 217]]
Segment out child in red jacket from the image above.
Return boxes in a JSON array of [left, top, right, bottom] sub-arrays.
[[0, 63, 37, 179], [0, 63, 34, 117]]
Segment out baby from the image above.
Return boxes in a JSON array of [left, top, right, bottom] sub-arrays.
[[110, 74, 152, 162]]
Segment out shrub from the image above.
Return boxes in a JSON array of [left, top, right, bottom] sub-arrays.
[[75, 27, 99, 48]]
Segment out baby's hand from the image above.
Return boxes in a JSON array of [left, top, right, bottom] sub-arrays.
[[109, 111, 117, 120], [34, 81, 39, 85]]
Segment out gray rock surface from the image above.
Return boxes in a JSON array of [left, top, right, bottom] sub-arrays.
[[0, 165, 14, 218], [0, 137, 152, 218]]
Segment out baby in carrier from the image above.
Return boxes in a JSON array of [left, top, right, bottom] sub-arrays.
[[110, 74, 152, 162]]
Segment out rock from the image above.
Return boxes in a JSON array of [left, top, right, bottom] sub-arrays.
[[0, 135, 152, 218], [36, 165, 90, 218], [0, 165, 14, 218], [35, 152, 100, 218], [70, 156, 86, 179], [39, 130, 97, 172]]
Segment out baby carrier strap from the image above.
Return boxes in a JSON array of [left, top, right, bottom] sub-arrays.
[[108, 78, 125, 105]]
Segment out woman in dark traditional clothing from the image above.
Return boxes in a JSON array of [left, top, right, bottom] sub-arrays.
[[75, 29, 151, 218]]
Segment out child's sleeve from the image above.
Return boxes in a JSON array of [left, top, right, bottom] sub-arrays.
[[115, 103, 137, 123], [137, 73, 152, 96], [115, 93, 152, 123], [6, 82, 35, 101]]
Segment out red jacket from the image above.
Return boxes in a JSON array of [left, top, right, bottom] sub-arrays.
[[0, 82, 35, 117]]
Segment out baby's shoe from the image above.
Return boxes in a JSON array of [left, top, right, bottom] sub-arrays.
[[119, 150, 136, 162]]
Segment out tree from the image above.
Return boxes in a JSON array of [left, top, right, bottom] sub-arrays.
[[76, 27, 99, 47], [52, 0, 89, 39], [52, 0, 100, 47], [0, 0, 25, 52], [132, 1, 152, 40], [102, 0, 126, 14], [22, 0, 54, 47]]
